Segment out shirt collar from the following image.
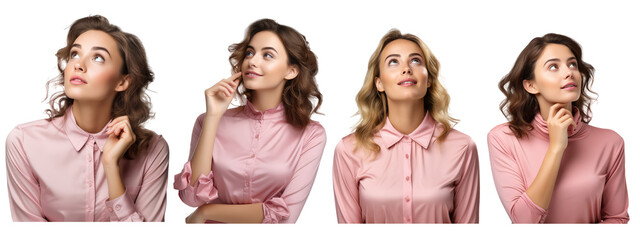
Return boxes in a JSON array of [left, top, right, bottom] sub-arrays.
[[379, 112, 437, 149], [57, 107, 111, 152], [243, 100, 285, 120], [532, 107, 585, 138]]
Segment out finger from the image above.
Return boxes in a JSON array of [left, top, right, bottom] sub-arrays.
[[227, 72, 242, 82], [219, 81, 235, 94], [107, 116, 130, 129]]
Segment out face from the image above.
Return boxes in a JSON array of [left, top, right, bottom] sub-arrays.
[[63, 30, 129, 102], [375, 39, 430, 102], [524, 43, 581, 105], [241, 31, 298, 91]]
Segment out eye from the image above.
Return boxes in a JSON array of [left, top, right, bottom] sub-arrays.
[[245, 50, 255, 57], [548, 64, 558, 71], [388, 59, 399, 66], [70, 51, 80, 59], [411, 58, 422, 64], [569, 62, 578, 68], [93, 55, 105, 63], [264, 52, 274, 59]]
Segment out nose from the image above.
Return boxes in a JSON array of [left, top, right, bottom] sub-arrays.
[[74, 61, 85, 72], [563, 67, 573, 79], [246, 55, 258, 68], [402, 65, 412, 75]]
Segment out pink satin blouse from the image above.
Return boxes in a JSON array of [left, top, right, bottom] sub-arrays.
[[173, 102, 326, 223], [6, 107, 169, 221], [333, 114, 479, 223], [487, 111, 629, 223]]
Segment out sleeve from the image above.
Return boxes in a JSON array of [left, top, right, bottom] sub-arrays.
[[487, 130, 548, 223], [6, 127, 47, 221], [452, 138, 480, 223], [261, 124, 327, 223], [600, 137, 629, 223], [105, 135, 170, 222], [173, 114, 219, 207], [332, 138, 363, 223]]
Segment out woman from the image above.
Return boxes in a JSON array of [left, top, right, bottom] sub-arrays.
[[173, 18, 326, 223], [488, 33, 629, 223], [333, 30, 479, 223], [6, 15, 169, 222]]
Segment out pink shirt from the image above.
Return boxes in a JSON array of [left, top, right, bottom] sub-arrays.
[[6, 107, 169, 222], [487, 111, 629, 223], [333, 114, 479, 223], [173, 102, 326, 223]]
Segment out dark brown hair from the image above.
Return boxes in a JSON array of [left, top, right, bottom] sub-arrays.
[[46, 15, 155, 159], [498, 33, 596, 138], [228, 18, 322, 128]]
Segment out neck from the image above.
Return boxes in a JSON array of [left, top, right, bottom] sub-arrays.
[[71, 100, 113, 134], [387, 98, 426, 135], [250, 84, 284, 112], [538, 99, 572, 121]]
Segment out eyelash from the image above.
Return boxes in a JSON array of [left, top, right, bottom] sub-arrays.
[[69, 51, 105, 63], [388, 58, 422, 66], [549, 62, 578, 70]]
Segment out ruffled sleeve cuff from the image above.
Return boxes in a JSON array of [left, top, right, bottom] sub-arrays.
[[173, 161, 219, 207], [261, 197, 290, 223], [105, 190, 143, 222], [515, 193, 548, 223]]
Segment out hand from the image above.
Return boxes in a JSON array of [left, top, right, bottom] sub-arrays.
[[102, 116, 136, 166], [205, 72, 242, 117], [185, 207, 206, 223], [546, 103, 576, 152]]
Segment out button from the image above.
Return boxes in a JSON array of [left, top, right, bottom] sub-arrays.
[[405, 197, 410, 202], [250, 154, 256, 158], [405, 176, 410, 181], [87, 157, 91, 162], [108, 208, 113, 212], [405, 154, 409, 159], [406, 218, 411, 222], [115, 205, 121, 211], [254, 134, 259, 139], [89, 135, 94, 140]]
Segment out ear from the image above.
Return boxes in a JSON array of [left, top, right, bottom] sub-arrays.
[[522, 79, 539, 94], [115, 75, 132, 92], [375, 77, 385, 92], [284, 65, 299, 80]]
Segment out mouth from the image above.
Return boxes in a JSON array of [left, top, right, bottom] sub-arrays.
[[561, 82, 577, 90], [244, 71, 263, 78], [69, 76, 87, 85], [398, 79, 418, 86]]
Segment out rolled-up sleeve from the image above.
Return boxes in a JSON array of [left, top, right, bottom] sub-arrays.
[[6, 127, 47, 222], [488, 131, 547, 223], [262, 124, 326, 223], [332, 139, 363, 223], [174, 114, 219, 207], [600, 138, 629, 223], [452, 139, 480, 223]]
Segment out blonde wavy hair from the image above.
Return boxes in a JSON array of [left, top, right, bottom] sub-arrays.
[[354, 29, 457, 153]]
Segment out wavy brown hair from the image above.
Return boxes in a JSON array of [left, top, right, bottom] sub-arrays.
[[354, 29, 457, 153], [46, 15, 155, 159], [228, 18, 322, 128], [498, 33, 596, 138]]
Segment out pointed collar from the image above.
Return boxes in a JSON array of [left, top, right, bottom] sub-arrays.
[[379, 112, 436, 149], [242, 100, 285, 120], [55, 107, 111, 152], [531, 107, 586, 139]]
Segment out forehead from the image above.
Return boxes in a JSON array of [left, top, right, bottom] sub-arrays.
[[73, 30, 119, 53], [249, 31, 286, 51], [538, 43, 575, 62], [381, 39, 423, 58]]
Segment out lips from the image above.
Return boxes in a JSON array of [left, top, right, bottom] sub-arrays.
[[244, 71, 262, 78], [398, 79, 417, 86], [69, 76, 87, 85], [561, 82, 577, 90]]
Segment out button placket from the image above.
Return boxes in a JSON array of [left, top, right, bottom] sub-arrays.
[[401, 138, 413, 223], [85, 138, 97, 221]]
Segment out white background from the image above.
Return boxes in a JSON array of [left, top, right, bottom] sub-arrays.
[[0, 0, 637, 239]]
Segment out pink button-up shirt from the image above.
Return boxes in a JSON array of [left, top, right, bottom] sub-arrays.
[[6, 108, 169, 221], [333, 114, 479, 223], [173, 102, 326, 223], [487, 111, 629, 223]]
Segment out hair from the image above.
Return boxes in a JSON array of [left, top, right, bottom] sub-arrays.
[[46, 15, 155, 159], [354, 29, 457, 153], [228, 18, 322, 129], [498, 33, 596, 138]]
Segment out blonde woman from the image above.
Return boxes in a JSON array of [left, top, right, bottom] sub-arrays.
[[332, 30, 479, 223]]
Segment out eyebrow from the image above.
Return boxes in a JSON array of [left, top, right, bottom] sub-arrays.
[[71, 44, 112, 57], [544, 56, 577, 65], [247, 45, 278, 54], [384, 52, 423, 61]]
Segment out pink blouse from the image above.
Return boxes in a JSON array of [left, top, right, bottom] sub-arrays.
[[173, 102, 326, 223], [487, 111, 629, 223], [6, 107, 169, 222], [333, 114, 479, 223]]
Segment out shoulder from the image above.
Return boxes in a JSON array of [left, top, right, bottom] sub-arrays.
[[443, 128, 476, 149], [141, 133, 170, 161], [487, 123, 513, 138], [7, 119, 58, 144], [584, 125, 623, 144]]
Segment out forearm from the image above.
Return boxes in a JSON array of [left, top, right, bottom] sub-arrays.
[[197, 203, 264, 223], [103, 160, 126, 200], [525, 146, 563, 209], [189, 115, 222, 185]]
